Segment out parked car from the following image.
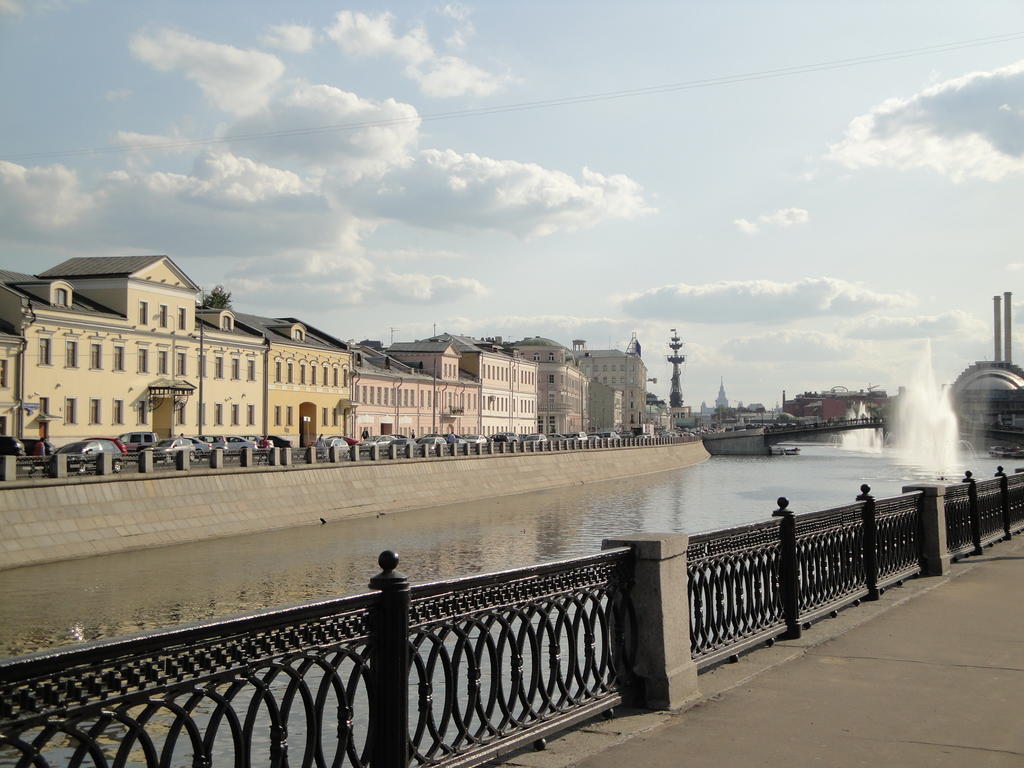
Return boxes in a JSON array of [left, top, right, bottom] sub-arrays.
[[360, 435, 397, 445], [563, 431, 588, 440], [193, 434, 229, 453], [224, 436, 257, 454], [118, 431, 159, 451], [522, 433, 548, 443], [264, 435, 292, 448], [325, 435, 359, 446], [416, 435, 467, 446], [489, 433, 521, 443], [0, 436, 26, 456], [85, 436, 129, 454], [151, 437, 201, 463], [459, 434, 488, 444], [22, 438, 55, 456], [54, 439, 124, 473]]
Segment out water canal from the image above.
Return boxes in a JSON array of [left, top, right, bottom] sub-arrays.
[[0, 443, 1009, 657]]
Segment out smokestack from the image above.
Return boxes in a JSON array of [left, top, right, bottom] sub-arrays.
[[1005, 291, 1013, 364], [994, 295, 1003, 362]]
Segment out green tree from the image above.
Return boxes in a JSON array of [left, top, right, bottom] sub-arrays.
[[201, 284, 232, 309]]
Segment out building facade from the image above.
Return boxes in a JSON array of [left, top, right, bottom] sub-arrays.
[[233, 313, 353, 446], [511, 337, 587, 434], [587, 379, 623, 432], [392, 334, 538, 436], [352, 342, 479, 436], [573, 335, 648, 432]]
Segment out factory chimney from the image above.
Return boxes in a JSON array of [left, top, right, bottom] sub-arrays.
[[994, 295, 1003, 362], [1004, 291, 1013, 365]]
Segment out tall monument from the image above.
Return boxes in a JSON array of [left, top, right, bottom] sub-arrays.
[[667, 329, 685, 408]]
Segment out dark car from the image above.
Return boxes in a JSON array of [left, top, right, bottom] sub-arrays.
[[54, 439, 124, 473], [490, 433, 521, 443], [22, 438, 56, 456], [0, 436, 26, 456], [265, 435, 292, 448]]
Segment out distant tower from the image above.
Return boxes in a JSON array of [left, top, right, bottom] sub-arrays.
[[667, 329, 685, 408], [715, 378, 729, 409]]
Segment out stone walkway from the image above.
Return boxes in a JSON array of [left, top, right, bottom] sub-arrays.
[[501, 535, 1024, 768]]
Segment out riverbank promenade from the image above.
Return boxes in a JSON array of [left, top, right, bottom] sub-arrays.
[[505, 535, 1024, 768]]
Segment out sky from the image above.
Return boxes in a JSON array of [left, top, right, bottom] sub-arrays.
[[1, 1, 1022, 409]]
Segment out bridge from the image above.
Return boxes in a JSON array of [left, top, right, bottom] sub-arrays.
[[703, 416, 885, 455]]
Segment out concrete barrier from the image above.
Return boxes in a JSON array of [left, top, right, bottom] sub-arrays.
[[0, 442, 709, 570]]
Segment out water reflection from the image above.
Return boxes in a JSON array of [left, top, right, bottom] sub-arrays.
[[0, 444, 1005, 656]]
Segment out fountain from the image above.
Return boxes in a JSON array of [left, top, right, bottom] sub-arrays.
[[840, 403, 883, 453], [891, 340, 961, 476]]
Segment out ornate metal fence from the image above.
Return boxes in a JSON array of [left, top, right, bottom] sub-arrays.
[[943, 484, 974, 556], [687, 521, 784, 667], [0, 551, 633, 768], [793, 503, 867, 619], [1009, 472, 1024, 532], [975, 476, 1005, 545], [874, 494, 923, 587]]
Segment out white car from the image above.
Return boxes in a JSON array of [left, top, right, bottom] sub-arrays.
[[459, 434, 488, 444]]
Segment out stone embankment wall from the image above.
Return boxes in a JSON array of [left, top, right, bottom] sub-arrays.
[[0, 442, 708, 570]]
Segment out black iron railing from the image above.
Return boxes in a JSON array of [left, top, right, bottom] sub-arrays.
[[1008, 472, 1024, 532], [943, 483, 974, 556], [975, 476, 1005, 545], [874, 494, 922, 587], [0, 551, 632, 768]]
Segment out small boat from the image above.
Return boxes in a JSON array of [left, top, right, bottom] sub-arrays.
[[989, 445, 1024, 458], [769, 445, 801, 456]]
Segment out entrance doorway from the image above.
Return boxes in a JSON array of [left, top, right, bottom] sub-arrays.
[[299, 402, 316, 446]]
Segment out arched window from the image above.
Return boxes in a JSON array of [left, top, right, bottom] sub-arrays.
[[219, 312, 234, 331], [54, 288, 69, 306], [291, 323, 306, 341]]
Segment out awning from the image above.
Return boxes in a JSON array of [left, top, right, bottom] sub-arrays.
[[35, 412, 63, 422], [148, 379, 196, 398]]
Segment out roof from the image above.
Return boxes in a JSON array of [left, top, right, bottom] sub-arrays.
[[0, 269, 36, 284], [511, 336, 563, 348], [230, 311, 349, 353], [38, 255, 166, 278], [576, 349, 627, 358], [388, 341, 459, 354]]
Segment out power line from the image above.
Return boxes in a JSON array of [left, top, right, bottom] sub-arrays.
[[4, 30, 1024, 162]]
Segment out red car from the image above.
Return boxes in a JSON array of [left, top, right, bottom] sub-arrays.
[[86, 437, 129, 454]]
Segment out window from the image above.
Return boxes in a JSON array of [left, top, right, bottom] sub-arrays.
[[287, 363, 293, 384], [221, 315, 233, 331], [178, 307, 187, 330], [274, 405, 281, 426], [323, 364, 329, 386], [176, 352, 187, 376], [215, 356, 224, 379], [113, 399, 124, 425], [247, 360, 256, 381], [65, 340, 78, 368], [54, 287, 69, 306], [293, 328, 304, 341], [138, 348, 149, 373], [333, 368, 339, 387], [65, 397, 77, 424], [231, 404, 239, 426], [548, 353, 555, 361], [231, 358, 240, 380], [275, 361, 282, 382], [548, 374, 555, 384], [39, 397, 49, 416], [90, 343, 102, 369], [158, 350, 169, 375], [300, 363, 306, 385], [311, 365, 317, 386], [89, 398, 101, 425], [332, 410, 339, 427], [247, 404, 255, 426], [139, 301, 149, 325], [322, 407, 328, 425], [214, 404, 223, 426], [136, 401, 147, 425], [286, 406, 293, 426], [158, 305, 168, 328], [0, 360, 6, 388]]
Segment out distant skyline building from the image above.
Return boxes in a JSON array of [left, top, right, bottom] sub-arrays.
[[574, 334, 648, 431], [667, 329, 685, 409], [715, 378, 729, 410]]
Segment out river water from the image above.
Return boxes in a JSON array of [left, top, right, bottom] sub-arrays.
[[0, 442, 1009, 657]]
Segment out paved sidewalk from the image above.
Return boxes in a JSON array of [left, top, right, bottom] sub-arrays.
[[503, 536, 1024, 768]]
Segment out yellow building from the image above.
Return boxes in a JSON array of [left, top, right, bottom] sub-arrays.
[[231, 313, 353, 446], [0, 256, 264, 443], [0, 323, 21, 437]]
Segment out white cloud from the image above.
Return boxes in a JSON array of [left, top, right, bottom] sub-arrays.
[[620, 277, 912, 323], [261, 24, 315, 53], [353, 148, 653, 237], [0, 0, 21, 14], [841, 310, 983, 340], [130, 28, 284, 115], [734, 207, 809, 235], [722, 330, 861, 362], [228, 81, 419, 180], [0, 160, 95, 232], [325, 10, 507, 98], [375, 270, 487, 302], [113, 130, 191, 155], [104, 88, 132, 102], [828, 59, 1024, 182]]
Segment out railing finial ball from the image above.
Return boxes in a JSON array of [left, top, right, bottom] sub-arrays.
[[860, 483, 871, 494], [777, 497, 788, 509], [963, 470, 973, 481], [378, 550, 400, 572]]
